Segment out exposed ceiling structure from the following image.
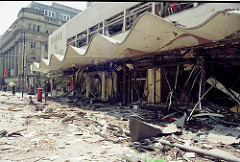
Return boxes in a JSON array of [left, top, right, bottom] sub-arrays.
[[32, 10, 240, 73]]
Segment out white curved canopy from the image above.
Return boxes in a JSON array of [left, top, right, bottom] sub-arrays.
[[33, 10, 240, 73]]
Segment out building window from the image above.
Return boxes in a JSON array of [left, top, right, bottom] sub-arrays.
[[30, 42, 36, 49], [60, 14, 70, 21], [33, 24, 36, 31], [28, 23, 32, 30], [44, 10, 48, 16], [45, 43, 48, 52], [30, 56, 36, 60], [37, 25, 40, 32], [46, 28, 48, 34], [34, 7, 39, 10], [44, 9, 56, 18]]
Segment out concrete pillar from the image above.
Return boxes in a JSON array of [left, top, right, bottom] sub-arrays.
[[123, 10, 126, 32], [155, 68, 161, 103], [193, 3, 198, 7], [147, 68, 162, 104], [113, 71, 117, 99], [123, 62, 126, 105], [3, 54, 6, 76], [103, 20, 105, 35], [8, 50, 11, 73], [0, 56, 3, 83], [6, 51, 9, 72], [10, 47, 14, 77], [9, 48, 12, 70], [12, 47, 15, 70], [87, 29, 89, 45], [148, 68, 155, 103], [16, 41, 21, 89], [7, 51, 10, 73], [74, 35, 77, 47], [3, 54, 5, 83], [9, 49, 12, 71], [18, 40, 23, 76], [86, 73, 90, 97], [50, 77, 53, 96], [152, 2, 156, 15], [9, 49, 11, 76], [14, 42, 18, 77], [102, 72, 106, 100]]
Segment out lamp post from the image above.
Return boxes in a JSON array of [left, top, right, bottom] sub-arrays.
[[22, 31, 25, 98], [2, 55, 4, 91], [1, 37, 4, 91]]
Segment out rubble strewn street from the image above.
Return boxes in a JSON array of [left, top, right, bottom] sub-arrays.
[[0, 91, 240, 162], [1, 2, 240, 162]]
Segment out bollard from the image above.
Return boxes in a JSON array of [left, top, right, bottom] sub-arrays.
[[37, 88, 43, 102]]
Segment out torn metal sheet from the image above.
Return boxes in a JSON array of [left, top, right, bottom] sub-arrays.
[[206, 77, 240, 105], [129, 116, 162, 142], [129, 116, 180, 142], [230, 105, 240, 113], [193, 113, 224, 118], [174, 112, 186, 128]]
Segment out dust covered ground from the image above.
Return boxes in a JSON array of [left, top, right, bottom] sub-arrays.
[[0, 91, 240, 162], [0, 92, 150, 161]]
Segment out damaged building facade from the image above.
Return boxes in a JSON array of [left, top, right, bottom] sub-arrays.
[[33, 2, 240, 112]]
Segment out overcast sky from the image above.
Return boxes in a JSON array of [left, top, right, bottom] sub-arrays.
[[0, 1, 87, 36]]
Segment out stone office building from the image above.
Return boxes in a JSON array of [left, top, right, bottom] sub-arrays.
[[0, 1, 81, 92]]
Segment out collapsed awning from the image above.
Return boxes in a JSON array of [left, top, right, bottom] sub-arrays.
[[32, 10, 240, 73]]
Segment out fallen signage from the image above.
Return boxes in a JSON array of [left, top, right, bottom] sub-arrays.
[[129, 116, 180, 142]]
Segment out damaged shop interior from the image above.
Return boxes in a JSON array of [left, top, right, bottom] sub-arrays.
[[49, 36, 240, 126]]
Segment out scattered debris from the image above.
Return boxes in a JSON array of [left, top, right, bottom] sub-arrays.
[[62, 116, 75, 123], [174, 112, 186, 129], [0, 130, 8, 137], [207, 133, 239, 145], [8, 107, 22, 111], [1, 92, 240, 161], [185, 152, 195, 158], [7, 132, 22, 137], [156, 138, 240, 162]]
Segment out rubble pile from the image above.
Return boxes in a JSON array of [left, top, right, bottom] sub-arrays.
[[0, 91, 240, 161], [48, 91, 240, 161]]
